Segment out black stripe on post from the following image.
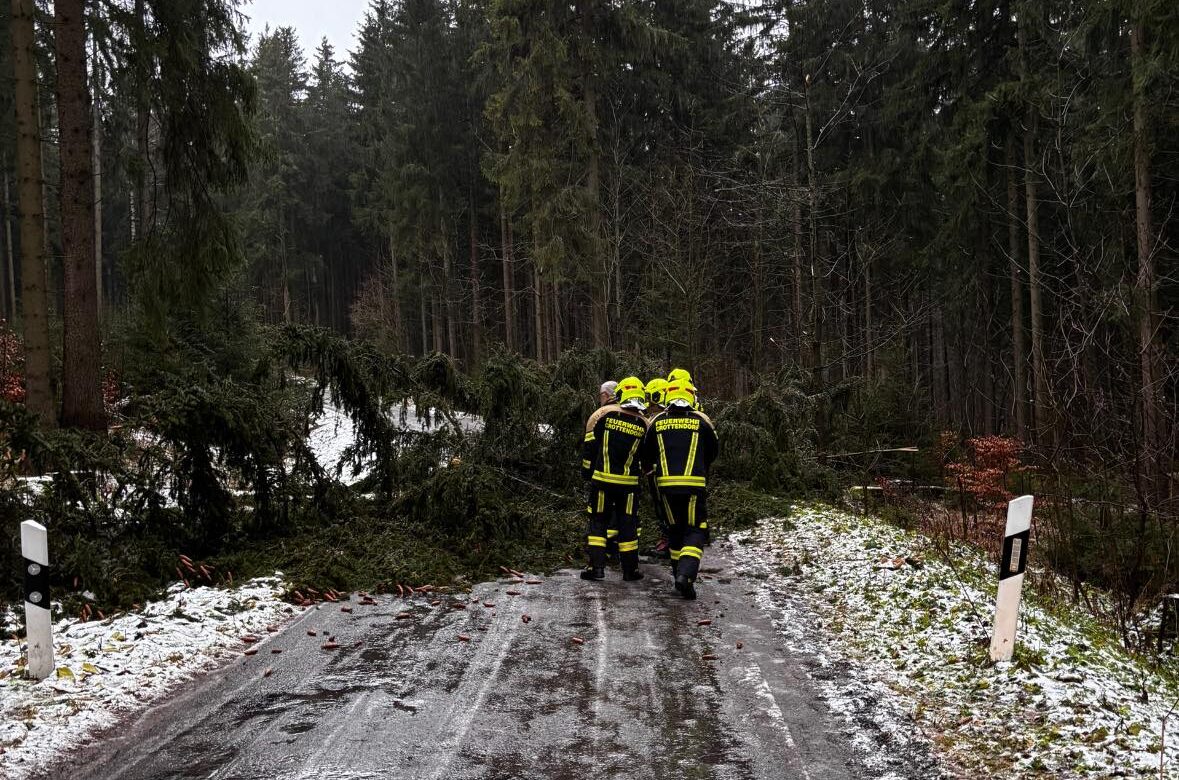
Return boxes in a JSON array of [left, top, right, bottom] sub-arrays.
[[23, 558, 49, 606], [998, 529, 1031, 581]]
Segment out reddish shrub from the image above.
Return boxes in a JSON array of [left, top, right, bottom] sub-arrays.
[[946, 435, 1024, 507], [0, 319, 25, 404]]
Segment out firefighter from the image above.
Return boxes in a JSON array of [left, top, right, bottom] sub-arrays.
[[642, 377, 718, 600], [594, 380, 621, 558], [644, 377, 671, 556], [667, 367, 705, 412], [581, 376, 649, 582]]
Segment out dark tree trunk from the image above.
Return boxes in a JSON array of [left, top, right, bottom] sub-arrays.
[[804, 81, 822, 388], [2, 160, 15, 322], [500, 201, 514, 351], [1130, 19, 1163, 505], [469, 190, 482, 364], [134, 0, 151, 238], [1006, 133, 1027, 440], [11, 0, 54, 425], [387, 232, 405, 351], [56, 0, 106, 430]]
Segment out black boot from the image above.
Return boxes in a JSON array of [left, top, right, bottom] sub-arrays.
[[623, 570, 644, 582], [675, 574, 696, 600], [580, 567, 606, 581]]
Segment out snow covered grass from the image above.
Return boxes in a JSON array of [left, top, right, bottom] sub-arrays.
[[728, 504, 1179, 778], [0, 576, 295, 780]]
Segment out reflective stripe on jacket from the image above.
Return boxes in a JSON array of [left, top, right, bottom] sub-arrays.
[[641, 406, 717, 493], [582, 404, 649, 488]]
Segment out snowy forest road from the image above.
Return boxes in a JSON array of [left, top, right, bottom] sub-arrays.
[[53, 549, 938, 780]]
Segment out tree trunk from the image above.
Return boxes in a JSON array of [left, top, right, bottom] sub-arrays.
[[2, 161, 16, 322], [418, 272, 429, 356], [56, 0, 106, 431], [1020, 11, 1050, 447], [430, 270, 444, 354], [386, 232, 405, 351], [1006, 133, 1027, 440], [133, 0, 151, 239], [93, 50, 103, 323], [804, 81, 822, 388], [550, 278, 562, 359], [500, 201, 515, 351], [11, 0, 54, 425], [578, 0, 607, 350], [469, 191, 482, 364], [1130, 19, 1162, 505], [442, 249, 457, 358], [863, 251, 873, 379], [792, 137, 805, 367], [279, 233, 291, 324], [532, 259, 543, 362], [1024, 117, 1049, 447]]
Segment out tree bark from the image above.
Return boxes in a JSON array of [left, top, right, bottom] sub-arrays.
[[11, 0, 54, 425], [133, 0, 151, 239], [804, 79, 822, 387], [418, 272, 429, 356], [532, 259, 543, 362], [550, 278, 562, 359], [386, 232, 405, 352], [1006, 133, 1027, 440], [442, 248, 457, 358], [2, 161, 16, 322], [792, 135, 805, 367], [430, 270, 444, 354], [751, 237, 764, 372], [1024, 117, 1049, 446], [578, 0, 607, 350], [469, 190, 482, 364], [1020, 10, 1050, 447], [1130, 19, 1162, 505], [56, 0, 106, 430], [93, 49, 103, 322], [863, 251, 873, 379], [500, 200, 514, 351]]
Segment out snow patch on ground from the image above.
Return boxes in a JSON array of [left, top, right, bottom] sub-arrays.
[[0, 577, 296, 780], [727, 505, 1179, 778]]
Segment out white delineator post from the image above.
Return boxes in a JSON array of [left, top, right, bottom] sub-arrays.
[[21, 520, 54, 679], [989, 495, 1034, 662]]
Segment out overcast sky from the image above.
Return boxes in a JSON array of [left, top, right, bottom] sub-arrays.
[[240, 0, 370, 64]]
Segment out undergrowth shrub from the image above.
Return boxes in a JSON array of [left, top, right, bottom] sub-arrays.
[[711, 368, 836, 497]]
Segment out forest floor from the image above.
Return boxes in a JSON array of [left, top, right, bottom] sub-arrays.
[[2, 503, 1175, 778]]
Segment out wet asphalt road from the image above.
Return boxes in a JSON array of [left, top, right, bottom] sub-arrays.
[[49, 550, 935, 780]]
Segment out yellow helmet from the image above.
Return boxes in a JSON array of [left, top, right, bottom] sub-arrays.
[[616, 376, 648, 410], [644, 378, 668, 406], [664, 379, 697, 408], [668, 367, 693, 385]]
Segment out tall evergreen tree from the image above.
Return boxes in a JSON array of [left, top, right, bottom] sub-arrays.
[[55, 0, 105, 430]]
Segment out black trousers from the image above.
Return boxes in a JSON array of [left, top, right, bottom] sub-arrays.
[[648, 474, 670, 537], [662, 491, 708, 581], [586, 485, 639, 575]]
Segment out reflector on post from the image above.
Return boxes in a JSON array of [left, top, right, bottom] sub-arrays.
[[21, 520, 53, 680], [989, 496, 1033, 662]]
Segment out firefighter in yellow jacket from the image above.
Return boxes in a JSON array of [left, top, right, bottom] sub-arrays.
[[644, 377, 671, 555], [641, 375, 718, 599], [580, 377, 649, 582]]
